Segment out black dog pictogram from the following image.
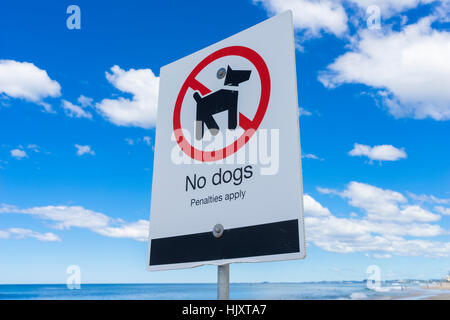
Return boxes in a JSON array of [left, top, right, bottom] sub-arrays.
[[194, 66, 251, 140]]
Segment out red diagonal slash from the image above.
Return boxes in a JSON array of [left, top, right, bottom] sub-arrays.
[[188, 78, 211, 96], [239, 113, 253, 131]]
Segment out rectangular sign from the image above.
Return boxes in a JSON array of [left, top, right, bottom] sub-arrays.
[[147, 11, 305, 271]]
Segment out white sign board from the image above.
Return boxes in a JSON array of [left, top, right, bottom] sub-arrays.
[[147, 11, 305, 271]]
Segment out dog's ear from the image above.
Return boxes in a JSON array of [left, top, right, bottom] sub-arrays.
[[224, 65, 251, 86], [193, 91, 202, 103]]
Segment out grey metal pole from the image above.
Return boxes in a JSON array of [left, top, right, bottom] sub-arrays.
[[217, 264, 230, 300]]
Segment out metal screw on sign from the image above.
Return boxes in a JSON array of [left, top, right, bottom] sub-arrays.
[[213, 224, 224, 238], [217, 67, 226, 79]]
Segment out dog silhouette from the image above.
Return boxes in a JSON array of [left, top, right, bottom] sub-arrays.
[[194, 66, 251, 140]]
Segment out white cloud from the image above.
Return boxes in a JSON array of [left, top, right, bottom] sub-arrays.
[[305, 214, 450, 257], [305, 207, 443, 238], [143, 136, 151, 146], [349, 143, 407, 162], [319, 17, 450, 120], [18, 205, 111, 230], [125, 136, 153, 147], [435, 206, 450, 216], [299, 107, 312, 116], [373, 253, 392, 259], [96, 65, 159, 128], [302, 153, 322, 160], [397, 205, 441, 223], [96, 220, 149, 242], [254, 0, 348, 37], [0, 204, 17, 214], [304, 190, 450, 257], [0, 228, 61, 242], [322, 181, 441, 223], [303, 194, 331, 216], [434, 0, 450, 21], [0, 204, 149, 242], [10, 149, 27, 159], [319, 182, 404, 215], [61, 100, 92, 119], [316, 186, 335, 194], [407, 192, 450, 204], [317, 182, 443, 223], [27, 144, 40, 153], [0, 60, 60, 111], [75, 144, 95, 156], [77, 95, 93, 107], [7, 228, 61, 242]]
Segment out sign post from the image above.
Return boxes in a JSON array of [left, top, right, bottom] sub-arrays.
[[147, 11, 306, 299], [217, 264, 229, 300]]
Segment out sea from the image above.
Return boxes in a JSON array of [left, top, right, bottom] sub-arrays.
[[0, 282, 443, 300]]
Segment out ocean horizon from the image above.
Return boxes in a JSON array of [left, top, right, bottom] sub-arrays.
[[0, 282, 443, 300]]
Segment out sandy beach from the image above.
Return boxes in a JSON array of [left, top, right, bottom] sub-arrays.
[[368, 282, 450, 300], [391, 282, 450, 300], [421, 283, 450, 300], [425, 294, 450, 300]]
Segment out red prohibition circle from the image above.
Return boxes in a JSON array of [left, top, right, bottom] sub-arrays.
[[173, 46, 271, 162]]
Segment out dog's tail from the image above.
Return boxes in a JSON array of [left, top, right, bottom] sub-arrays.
[[193, 92, 202, 103]]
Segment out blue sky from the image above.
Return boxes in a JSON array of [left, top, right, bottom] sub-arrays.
[[1, 0, 449, 284]]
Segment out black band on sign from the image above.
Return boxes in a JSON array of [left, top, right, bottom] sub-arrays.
[[150, 219, 300, 266]]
